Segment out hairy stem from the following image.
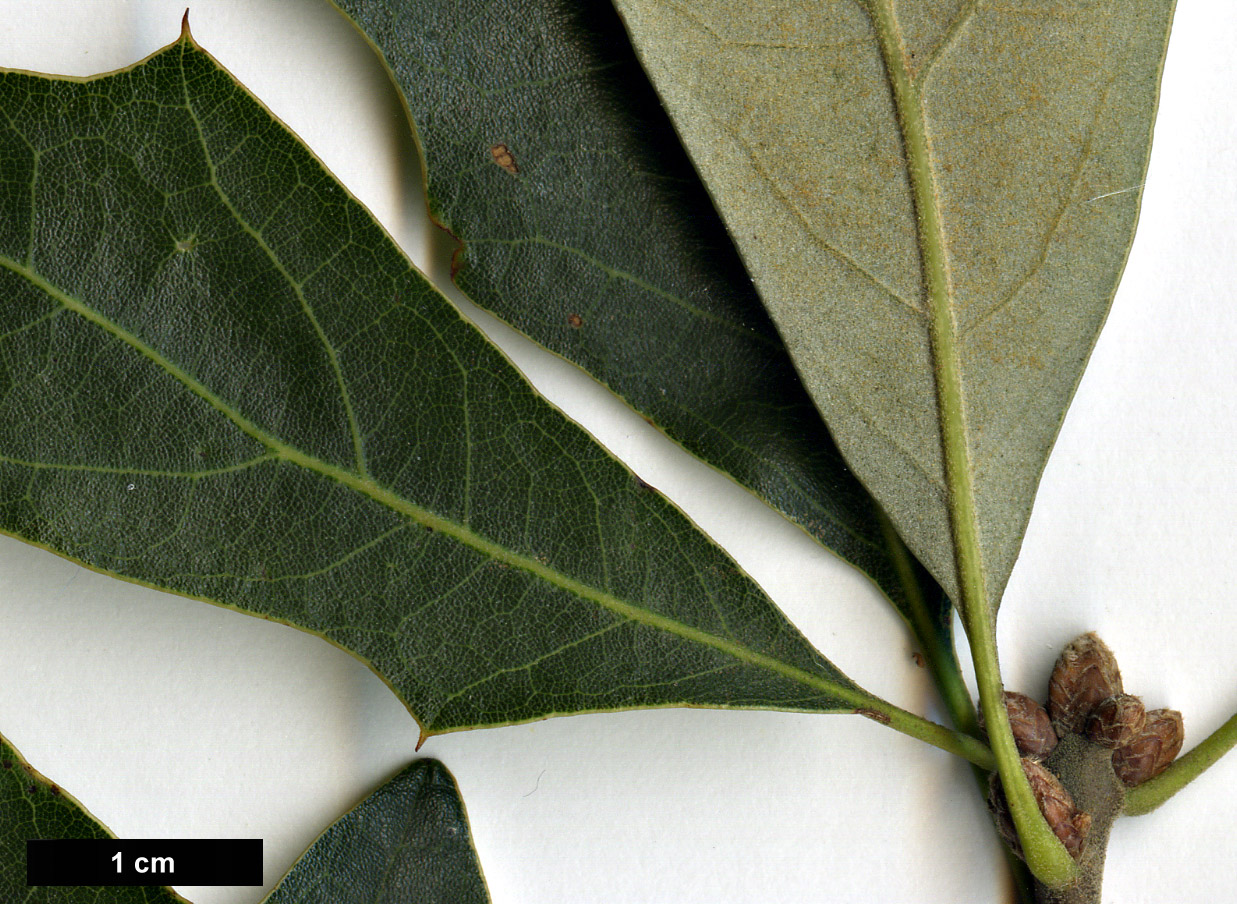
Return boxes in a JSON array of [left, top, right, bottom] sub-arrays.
[[1124, 709, 1237, 815]]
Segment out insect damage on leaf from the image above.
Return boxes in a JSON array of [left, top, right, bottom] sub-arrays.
[[489, 143, 518, 174]]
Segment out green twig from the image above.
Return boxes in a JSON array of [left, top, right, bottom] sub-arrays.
[[1124, 709, 1237, 816]]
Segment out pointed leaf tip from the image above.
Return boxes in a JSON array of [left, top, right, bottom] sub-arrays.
[[263, 759, 490, 904], [0, 26, 869, 736]]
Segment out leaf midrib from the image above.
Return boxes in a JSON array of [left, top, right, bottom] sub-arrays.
[[862, 1, 1080, 879], [861, 0, 988, 617], [0, 251, 874, 710]]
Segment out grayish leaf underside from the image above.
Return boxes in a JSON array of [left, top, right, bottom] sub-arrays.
[[612, 0, 1175, 605]]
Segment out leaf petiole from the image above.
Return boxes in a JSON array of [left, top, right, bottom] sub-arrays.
[[847, 695, 994, 769], [877, 511, 979, 739]]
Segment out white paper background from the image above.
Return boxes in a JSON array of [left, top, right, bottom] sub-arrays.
[[0, 2, 1234, 902]]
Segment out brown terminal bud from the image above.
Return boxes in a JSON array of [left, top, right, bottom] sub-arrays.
[[1112, 708, 1184, 786], [978, 691, 1058, 758], [1049, 632, 1122, 736], [987, 758, 1091, 861], [1085, 693, 1147, 749]]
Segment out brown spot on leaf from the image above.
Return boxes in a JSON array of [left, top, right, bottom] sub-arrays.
[[490, 144, 519, 174], [49, 784, 60, 796], [854, 708, 892, 725], [567, 313, 583, 328], [911, 652, 926, 668]]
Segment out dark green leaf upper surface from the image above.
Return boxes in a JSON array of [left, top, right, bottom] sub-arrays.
[[326, 0, 952, 634], [1, 734, 486, 904], [0, 35, 879, 733], [0, 733, 185, 903], [263, 759, 488, 904], [610, 0, 1176, 608]]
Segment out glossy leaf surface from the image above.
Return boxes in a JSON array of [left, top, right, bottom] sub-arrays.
[[0, 33, 884, 736], [611, 0, 1176, 609], [327, 0, 952, 636], [264, 759, 488, 904], [0, 733, 186, 903]]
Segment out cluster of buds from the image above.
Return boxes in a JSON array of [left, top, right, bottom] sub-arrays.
[[986, 633, 1184, 860], [1047, 633, 1184, 785]]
